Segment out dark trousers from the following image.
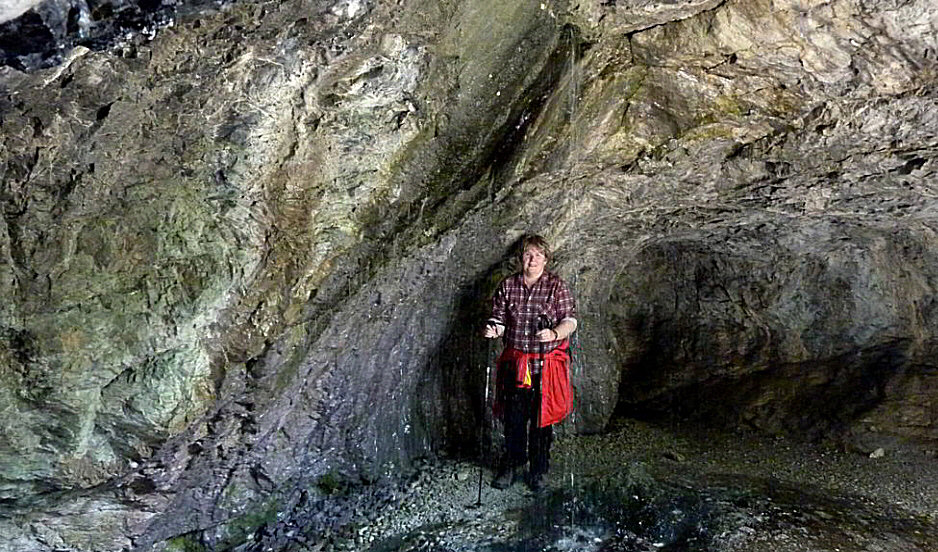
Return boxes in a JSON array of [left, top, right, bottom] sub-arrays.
[[503, 373, 553, 476]]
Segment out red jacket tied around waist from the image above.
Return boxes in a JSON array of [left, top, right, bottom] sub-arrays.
[[494, 343, 572, 428]]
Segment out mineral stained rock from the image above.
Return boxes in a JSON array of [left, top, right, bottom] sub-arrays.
[[0, 0, 936, 549]]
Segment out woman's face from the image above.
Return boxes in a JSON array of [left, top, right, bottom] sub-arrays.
[[521, 245, 547, 275]]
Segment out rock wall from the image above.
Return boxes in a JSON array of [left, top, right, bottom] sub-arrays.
[[0, 0, 936, 549]]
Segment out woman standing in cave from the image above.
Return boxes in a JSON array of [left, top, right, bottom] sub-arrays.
[[482, 234, 577, 491]]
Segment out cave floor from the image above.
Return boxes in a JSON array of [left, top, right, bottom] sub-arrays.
[[318, 420, 938, 552]]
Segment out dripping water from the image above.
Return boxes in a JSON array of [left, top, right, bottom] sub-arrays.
[[561, 18, 585, 547]]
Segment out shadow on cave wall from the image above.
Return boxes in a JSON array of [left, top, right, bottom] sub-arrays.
[[603, 235, 933, 443], [424, 246, 519, 462], [613, 339, 904, 441]]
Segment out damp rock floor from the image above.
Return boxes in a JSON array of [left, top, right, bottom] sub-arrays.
[[304, 420, 938, 552]]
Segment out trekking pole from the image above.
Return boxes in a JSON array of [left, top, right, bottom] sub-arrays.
[[474, 339, 494, 507]]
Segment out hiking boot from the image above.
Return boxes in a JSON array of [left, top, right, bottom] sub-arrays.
[[491, 467, 518, 489], [528, 472, 546, 492]]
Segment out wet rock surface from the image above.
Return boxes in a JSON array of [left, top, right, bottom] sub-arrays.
[[1, 0, 937, 549], [262, 420, 938, 552], [0, 0, 236, 72]]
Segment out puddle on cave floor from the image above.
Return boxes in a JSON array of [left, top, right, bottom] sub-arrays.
[[305, 421, 938, 552]]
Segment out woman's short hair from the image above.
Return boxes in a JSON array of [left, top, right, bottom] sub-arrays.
[[518, 234, 551, 263]]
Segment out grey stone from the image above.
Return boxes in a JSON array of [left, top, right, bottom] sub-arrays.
[[0, 0, 936, 549]]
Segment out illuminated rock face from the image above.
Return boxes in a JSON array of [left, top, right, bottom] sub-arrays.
[[0, 0, 936, 549]]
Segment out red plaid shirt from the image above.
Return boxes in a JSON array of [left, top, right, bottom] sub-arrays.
[[488, 271, 577, 354]]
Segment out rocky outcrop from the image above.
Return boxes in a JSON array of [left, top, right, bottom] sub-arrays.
[[0, 0, 936, 550], [0, 0, 180, 71]]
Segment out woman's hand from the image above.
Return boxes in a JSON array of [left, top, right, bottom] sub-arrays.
[[483, 323, 503, 339], [535, 328, 558, 342], [538, 319, 576, 342]]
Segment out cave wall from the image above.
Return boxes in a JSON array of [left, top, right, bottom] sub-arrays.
[[609, 223, 938, 440], [0, 0, 937, 550]]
